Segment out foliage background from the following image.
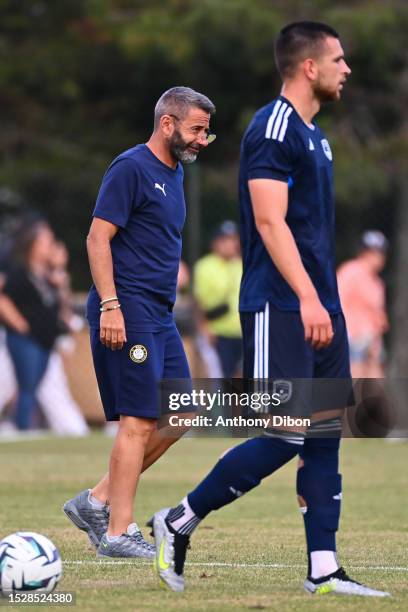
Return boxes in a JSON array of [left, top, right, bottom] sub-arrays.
[[1, 0, 407, 371]]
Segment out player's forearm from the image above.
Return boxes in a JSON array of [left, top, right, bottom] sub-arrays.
[[257, 219, 318, 301], [86, 233, 117, 301]]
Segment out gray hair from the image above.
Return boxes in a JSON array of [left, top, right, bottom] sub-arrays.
[[154, 86, 215, 129]]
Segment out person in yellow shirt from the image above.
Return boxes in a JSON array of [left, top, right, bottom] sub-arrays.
[[194, 221, 242, 377]]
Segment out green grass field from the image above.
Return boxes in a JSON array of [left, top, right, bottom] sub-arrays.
[[0, 435, 407, 611]]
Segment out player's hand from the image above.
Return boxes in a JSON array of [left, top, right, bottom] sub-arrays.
[[300, 294, 334, 349], [100, 308, 127, 350]]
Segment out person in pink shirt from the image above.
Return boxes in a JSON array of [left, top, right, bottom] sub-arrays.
[[337, 231, 389, 377]]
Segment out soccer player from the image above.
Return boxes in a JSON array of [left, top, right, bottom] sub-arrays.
[[150, 23, 389, 597], [63, 87, 216, 558]]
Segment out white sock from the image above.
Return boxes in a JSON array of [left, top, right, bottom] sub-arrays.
[[106, 523, 139, 541], [106, 534, 120, 542], [310, 550, 339, 579], [88, 491, 105, 509], [167, 496, 201, 535]]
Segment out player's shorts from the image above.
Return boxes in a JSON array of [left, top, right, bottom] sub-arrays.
[[240, 304, 352, 414], [90, 323, 190, 421]]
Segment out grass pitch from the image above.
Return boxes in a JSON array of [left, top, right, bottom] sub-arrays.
[[0, 434, 407, 611]]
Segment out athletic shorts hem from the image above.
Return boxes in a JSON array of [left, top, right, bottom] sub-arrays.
[[106, 411, 159, 421]]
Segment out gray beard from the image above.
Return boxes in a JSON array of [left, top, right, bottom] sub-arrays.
[[172, 145, 197, 164], [169, 129, 198, 164]]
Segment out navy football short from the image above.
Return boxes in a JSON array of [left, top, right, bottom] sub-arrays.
[[240, 303, 352, 414], [90, 323, 190, 421]]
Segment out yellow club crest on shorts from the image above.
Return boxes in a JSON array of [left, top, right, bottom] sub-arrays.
[[129, 344, 148, 363]]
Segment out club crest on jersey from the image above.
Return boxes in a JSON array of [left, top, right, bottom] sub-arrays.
[[320, 139, 333, 161], [272, 379, 293, 404], [129, 344, 148, 363]]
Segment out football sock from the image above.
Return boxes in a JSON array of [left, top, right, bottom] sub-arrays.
[[166, 496, 201, 535], [297, 421, 342, 576], [310, 550, 339, 578], [186, 435, 300, 520]]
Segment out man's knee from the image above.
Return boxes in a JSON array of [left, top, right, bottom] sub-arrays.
[[119, 415, 157, 439]]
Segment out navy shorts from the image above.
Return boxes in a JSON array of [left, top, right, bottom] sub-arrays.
[[240, 304, 352, 413], [90, 323, 190, 421]]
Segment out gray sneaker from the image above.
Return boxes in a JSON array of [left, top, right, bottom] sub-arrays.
[[63, 489, 109, 548], [97, 523, 155, 559]]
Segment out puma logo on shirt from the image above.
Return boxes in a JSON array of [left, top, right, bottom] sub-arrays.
[[154, 182, 166, 196]]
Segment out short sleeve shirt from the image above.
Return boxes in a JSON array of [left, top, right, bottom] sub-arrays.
[[87, 144, 186, 331], [239, 96, 342, 314]]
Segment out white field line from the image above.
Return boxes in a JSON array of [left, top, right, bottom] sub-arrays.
[[63, 560, 408, 572]]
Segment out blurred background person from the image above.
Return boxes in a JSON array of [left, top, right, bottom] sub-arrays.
[[174, 259, 194, 338], [194, 220, 242, 378], [0, 217, 62, 430], [0, 231, 89, 435], [47, 241, 75, 328], [337, 230, 389, 377], [37, 238, 89, 436], [0, 272, 17, 428], [174, 259, 210, 379]]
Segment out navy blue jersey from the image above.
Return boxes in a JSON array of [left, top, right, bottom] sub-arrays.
[[87, 144, 185, 331], [239, 95, 342, 314]]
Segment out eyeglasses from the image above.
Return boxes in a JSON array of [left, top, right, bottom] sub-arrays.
[[169, 114, 216, 144]]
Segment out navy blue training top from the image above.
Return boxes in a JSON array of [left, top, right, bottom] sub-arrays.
[[239, 95, 342, 314], [87, 144, 185, 331]]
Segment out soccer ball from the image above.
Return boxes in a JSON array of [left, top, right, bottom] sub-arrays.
[[0, 532, 62, 595]]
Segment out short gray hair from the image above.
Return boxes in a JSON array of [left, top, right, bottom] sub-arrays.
[[154, 86, 215, 129]]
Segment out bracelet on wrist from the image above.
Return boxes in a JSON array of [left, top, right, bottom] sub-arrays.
[[100, 303, 121, 312], [100, 296, 119, 306]]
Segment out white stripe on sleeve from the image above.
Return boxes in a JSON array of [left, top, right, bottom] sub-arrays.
[[271, 103, 288, 140], [265, 101, 282, 138], [277, 107, 293, 142]]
